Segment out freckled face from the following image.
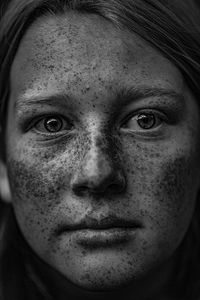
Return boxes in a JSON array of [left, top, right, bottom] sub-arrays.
[[5, 12, 200, 290]]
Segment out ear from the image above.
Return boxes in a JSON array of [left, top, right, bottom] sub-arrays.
[[0, 160, 12, 203]]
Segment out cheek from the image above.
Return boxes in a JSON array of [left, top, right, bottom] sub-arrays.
[[6, 147, 77, 241], [151, 155, 197, 235], [124, 142, 199, 240], [6, 132, 87, 208], [8, 160, 62, 206], [6, 130, 92, 243], [6, 158, 65, 241], [157, 156, 194, 214]]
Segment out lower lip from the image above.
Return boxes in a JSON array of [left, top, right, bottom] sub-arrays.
[[71, 228, 138, 248]]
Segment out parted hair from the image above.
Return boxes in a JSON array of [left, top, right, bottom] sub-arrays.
[[0, 0, 200, 299]]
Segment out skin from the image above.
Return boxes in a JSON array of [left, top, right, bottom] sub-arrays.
[[2, 11, 200, 299]]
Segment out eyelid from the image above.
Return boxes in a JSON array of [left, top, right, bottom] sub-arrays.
[[24, 114, 73, 133], [121, 108, 168, 128]]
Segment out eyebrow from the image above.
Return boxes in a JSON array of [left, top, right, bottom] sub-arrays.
[[15, 94, 73, 112], [15, 86, 185, 112], [117, 86, 184, 105]]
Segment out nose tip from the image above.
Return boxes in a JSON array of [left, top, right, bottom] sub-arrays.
[[70, 150, 126, 197]]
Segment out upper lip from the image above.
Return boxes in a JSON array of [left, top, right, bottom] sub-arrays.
[[57, 215, 142, 233]]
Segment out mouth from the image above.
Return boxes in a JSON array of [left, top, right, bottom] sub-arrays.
[[57, 215, 142, 248], [57, 215, 142, 232]]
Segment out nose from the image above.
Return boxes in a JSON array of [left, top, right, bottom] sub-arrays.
[[70, 136, 126, 197]]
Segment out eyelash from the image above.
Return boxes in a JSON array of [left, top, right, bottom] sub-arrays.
[[26, 114, 73, 136], [121, 109, 167, 130], [24, 108, 169, 140]]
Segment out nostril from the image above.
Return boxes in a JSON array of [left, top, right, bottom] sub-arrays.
[[72, 185, 89, 197], [110, 173, 127, 194], [109, 182, 126, 194], [71, 171, 126, 197], [72, 179, 100, 197]]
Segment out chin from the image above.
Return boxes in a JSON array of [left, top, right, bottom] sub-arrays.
[[54, 253, 145, 292], [71, 273, 135, 292], [45, 236, 173, 293]]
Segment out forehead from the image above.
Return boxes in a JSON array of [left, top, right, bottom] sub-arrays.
[[10, 11, 183, 100]]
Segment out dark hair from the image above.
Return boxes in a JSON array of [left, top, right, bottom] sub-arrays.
[[0, 0, 200, 299]]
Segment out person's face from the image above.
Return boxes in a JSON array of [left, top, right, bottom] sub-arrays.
[[3, 12, 200, 291]]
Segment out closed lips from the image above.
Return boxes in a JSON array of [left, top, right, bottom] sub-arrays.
[[56, 216, 142, 233]]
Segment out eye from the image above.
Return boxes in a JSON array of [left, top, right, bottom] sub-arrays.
[[34, 116, 72, 134], [137, 113, 157, 129], [122, 112, 163, 131]]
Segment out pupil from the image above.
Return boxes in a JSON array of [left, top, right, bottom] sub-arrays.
[[45, 118, 62, 132], [137, 114, 155, 129]]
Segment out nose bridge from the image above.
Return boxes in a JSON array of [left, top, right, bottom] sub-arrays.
[[83, 129, 112, 181], [70, 116, 126, 196]]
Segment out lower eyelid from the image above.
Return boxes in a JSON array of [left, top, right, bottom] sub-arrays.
[[25, 115, 73, 133], [122, 111, 166, 129], [32, 125, 73, 135]]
